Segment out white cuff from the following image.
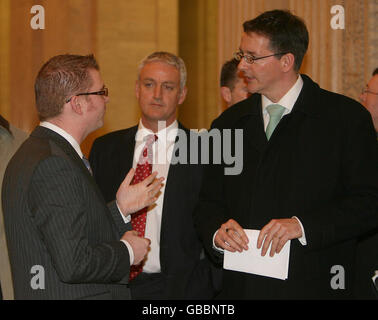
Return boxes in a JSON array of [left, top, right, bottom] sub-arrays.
[[212, 230, 224, 254], [120, 240, 134, 265], [117, 201, 131, 224], [292, 216, 307, 246]]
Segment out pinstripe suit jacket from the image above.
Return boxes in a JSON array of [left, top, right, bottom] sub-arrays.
[[2, 126, 131, 300]]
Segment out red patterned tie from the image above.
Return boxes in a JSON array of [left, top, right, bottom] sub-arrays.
[[129, 134, 157, 281]]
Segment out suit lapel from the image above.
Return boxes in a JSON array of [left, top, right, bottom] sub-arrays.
[[119, 126, 138, 174], [239, 95, 268, 153], [159, 123, 188, 268]]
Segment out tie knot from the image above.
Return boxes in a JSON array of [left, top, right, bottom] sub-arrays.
[[144, 134, 158, 147], [266, 104, 285, 117]]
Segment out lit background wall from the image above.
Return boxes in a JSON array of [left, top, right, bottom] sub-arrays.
[[0, 0, 377, 155]]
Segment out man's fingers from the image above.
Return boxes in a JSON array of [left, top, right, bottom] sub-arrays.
[[257, 220, 274, 249], [276, 235, 289, 254], [215, 232, 239, 252], [260, 222, 290, 257], [142, 171, 159, 186], [230, 227, 249, 248], [224, 219, 249, 246], [122, 168, 135, 187], [226, 228, 248, 251], [260, 223, 280, 256], [144, 237, 151, 246], [148, 176, 164, 193], [269, 236, 281, 257]]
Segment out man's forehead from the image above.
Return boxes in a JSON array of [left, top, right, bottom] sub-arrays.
[[141, 61, 179, 73], [88, 69, 104, 87], [368, 75, 378, 88], [240, 32, 271, 51], [139, 62, 180, 82]]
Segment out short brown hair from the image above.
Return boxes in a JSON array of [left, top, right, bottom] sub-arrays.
[[220, 58, 239, 89], [35, 54, 99, 121]]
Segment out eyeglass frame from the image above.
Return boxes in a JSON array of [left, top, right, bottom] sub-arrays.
[[65, 87, 109, 103], [361, 87, 378, 96], [234, 50, 289, 64]]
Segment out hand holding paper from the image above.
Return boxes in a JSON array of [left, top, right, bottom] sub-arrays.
[[257, 218, 302, 257], [224, 229, 291, 280]]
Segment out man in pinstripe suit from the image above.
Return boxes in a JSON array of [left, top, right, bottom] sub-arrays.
[[1, 54, 163, 299]]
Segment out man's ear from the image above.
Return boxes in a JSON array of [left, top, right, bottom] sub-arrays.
[[69, 96, 84, 115], [220, 86, 232, 104], [281, 53, 295, 72], [178, 86, 188, 105]]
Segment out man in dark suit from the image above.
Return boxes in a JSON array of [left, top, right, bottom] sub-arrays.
[[90, 51, 221, 299], [194, 10, 378, 299], [2, 54, 163, 300]]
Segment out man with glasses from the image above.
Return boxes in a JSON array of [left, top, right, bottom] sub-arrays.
[[194, 10, 378, 299], [2, 54, 164, 299]]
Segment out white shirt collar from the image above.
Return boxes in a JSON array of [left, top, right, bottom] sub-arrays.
[[262, 75, 304, 113], [135, 119, 178, 144], [40, 121, 83, 158]]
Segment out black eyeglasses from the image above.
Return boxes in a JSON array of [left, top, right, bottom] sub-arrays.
[[361, 87, 378, 96], [234, 50, 289, 64], [65, 87, 108, 103]]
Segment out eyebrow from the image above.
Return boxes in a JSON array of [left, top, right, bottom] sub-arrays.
[[143, 78, 177, 85], [239, 48, 256, 55]]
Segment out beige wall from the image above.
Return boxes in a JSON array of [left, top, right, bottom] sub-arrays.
[[0, 0, 178, 156], [83, 0, 178, 154], [179, 0, 218, 130]]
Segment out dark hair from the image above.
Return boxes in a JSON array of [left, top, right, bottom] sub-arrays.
[[220, 58, 240, 88], [373, 68, 378, 76], [243, 10, 309, 71], [35, 54, 99, 121]]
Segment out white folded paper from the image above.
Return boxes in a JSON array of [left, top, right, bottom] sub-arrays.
[[223, 229, 291, 280]]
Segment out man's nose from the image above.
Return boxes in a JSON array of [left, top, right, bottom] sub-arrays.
[[154, 85, 162, 99], [237, 58, 248, 73]]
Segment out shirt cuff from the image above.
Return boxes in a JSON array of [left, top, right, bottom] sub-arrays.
[[120, 240, 134, 265], [116, 201, 131, 224], [212, 230, 224, 254], [292, 216, 307, 246]]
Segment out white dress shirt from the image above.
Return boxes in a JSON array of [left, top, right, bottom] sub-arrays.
[[132, 119, 178, 273]]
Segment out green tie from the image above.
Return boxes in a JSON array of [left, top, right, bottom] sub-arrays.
[[266, 104, 285, 140]]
